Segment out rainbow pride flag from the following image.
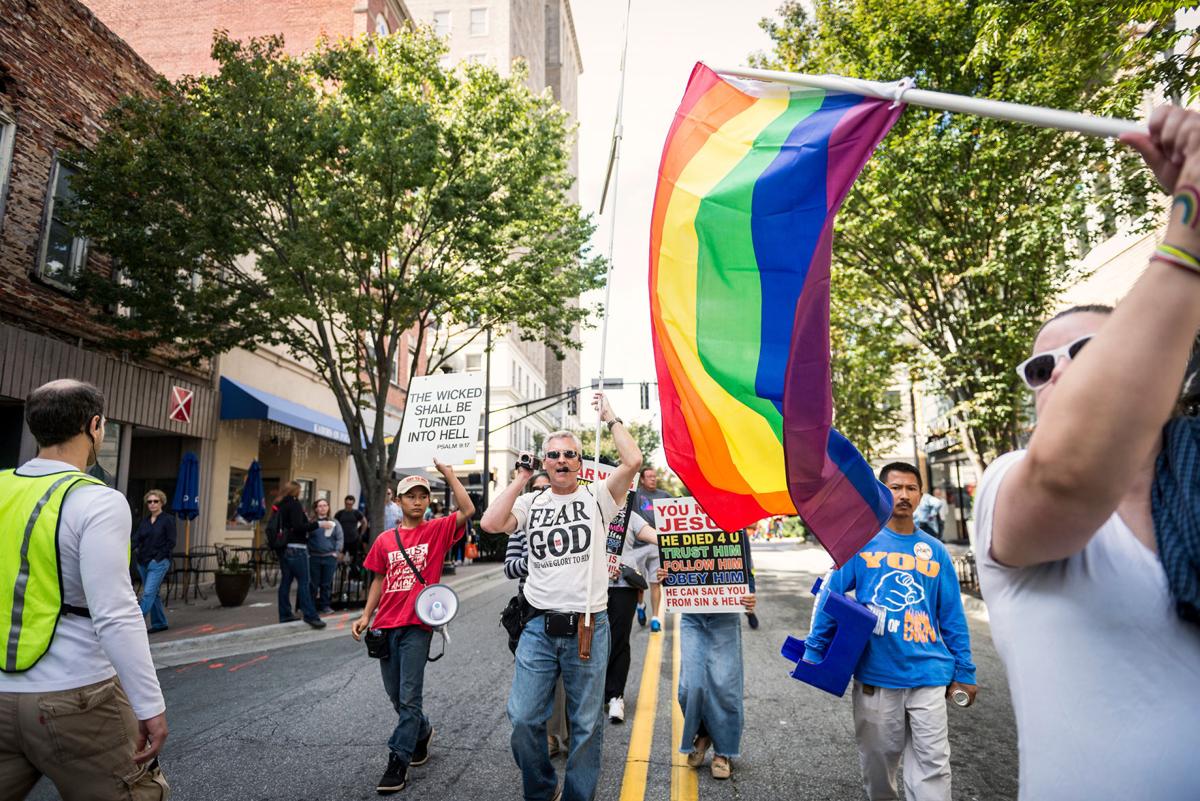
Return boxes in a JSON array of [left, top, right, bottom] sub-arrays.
[[649, 63, 902, 566]]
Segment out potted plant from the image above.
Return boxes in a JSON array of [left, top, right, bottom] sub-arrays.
[[214, 554, 253, 607]]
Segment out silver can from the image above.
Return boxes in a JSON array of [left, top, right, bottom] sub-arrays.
[[951, 688, 970, 707]]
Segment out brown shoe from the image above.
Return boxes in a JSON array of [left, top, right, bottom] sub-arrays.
[[711, 755, 731, 779], [686, 735, 711, 768]]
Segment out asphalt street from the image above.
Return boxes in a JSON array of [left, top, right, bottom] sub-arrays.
[[30, 542, 1019, 800]]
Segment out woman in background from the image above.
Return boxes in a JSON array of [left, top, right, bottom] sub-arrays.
[[133, 489, 175, 633]]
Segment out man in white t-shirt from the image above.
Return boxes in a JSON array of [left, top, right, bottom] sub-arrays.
[[974, 106, 1200, 801], [481, 392, 641, 801], [0, 380, 168, 799]]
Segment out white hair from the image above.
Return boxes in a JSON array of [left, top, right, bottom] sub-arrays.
[[544, 430, 582, 452]]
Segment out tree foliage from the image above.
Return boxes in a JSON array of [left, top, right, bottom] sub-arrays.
[[72, 30, 604, 530], [757, 0, 1198, 469]]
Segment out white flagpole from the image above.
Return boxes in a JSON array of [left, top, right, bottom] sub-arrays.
[[586, 0, 633, 634], [713, 66, 1146, 139]]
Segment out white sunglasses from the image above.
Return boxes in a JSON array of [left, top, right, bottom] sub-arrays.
[[1015, 335, 1092, 390]]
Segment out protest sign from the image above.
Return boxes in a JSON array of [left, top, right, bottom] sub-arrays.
[[653, 496, 750, 613], [578, 459, 637, 580], [395, 373, 486, 468]]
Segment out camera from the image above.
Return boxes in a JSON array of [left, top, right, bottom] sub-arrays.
[[516, 452, 536, 472]]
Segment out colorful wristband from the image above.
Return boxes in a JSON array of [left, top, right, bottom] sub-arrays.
[[1153, 243, 1200, 275]]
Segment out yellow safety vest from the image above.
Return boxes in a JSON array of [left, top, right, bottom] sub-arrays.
[[0, 469, 105, 673]]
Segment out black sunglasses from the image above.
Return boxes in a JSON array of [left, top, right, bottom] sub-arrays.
[[1016, 335, 1092, 390], [544, 450, 579, 460]]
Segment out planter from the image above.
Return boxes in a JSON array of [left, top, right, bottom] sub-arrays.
[[214, 571, 252, 607]]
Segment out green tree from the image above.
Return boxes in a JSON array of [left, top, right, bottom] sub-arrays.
[[829, 266, 908, 459], [758, 0, 1197, 472], [575, 421, 661, 466], [71, 31, 604, 533]]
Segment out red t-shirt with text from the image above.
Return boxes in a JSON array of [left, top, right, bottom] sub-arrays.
[[363, 515, 464, 630]]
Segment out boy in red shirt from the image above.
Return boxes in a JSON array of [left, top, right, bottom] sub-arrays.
[[352, 460, 474, 794]]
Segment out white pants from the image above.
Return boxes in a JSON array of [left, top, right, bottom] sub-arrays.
[[852, 682, 951, 801]]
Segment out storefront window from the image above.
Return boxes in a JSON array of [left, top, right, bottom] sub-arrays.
[[297, 478, 315, 510], [88, 421, 121, 487], [226, 466, 251, 528]]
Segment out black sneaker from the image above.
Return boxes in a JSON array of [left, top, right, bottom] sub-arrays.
[[377, 753, 407, 794], [746, 612, 759, 630], [305, 617, 327, 629], [411, 726, 434, 767]]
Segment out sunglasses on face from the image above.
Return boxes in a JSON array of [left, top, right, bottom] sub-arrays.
[[544, 450, 579, 460], [1016, 335, 1092, 390], [146, 499, 161, 505]]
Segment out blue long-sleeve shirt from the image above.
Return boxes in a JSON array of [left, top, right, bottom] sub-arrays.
[[805, 527, 976, 688]]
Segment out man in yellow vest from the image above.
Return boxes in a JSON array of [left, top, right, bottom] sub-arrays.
[[0, 380, 169, 799]]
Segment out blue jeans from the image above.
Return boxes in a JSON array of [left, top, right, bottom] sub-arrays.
[[137, 559, 170, 630], [679, 612, 744, 758], [380, 626, 434, 762], [508, 612, 609, 801], [279, 547, 319, 622], [309, 553, 337, 610]]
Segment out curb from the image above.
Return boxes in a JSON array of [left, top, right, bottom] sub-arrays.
[[150, 564, 507, 669]]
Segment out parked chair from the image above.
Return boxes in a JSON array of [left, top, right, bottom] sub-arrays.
[[186, 546, 221, 601]]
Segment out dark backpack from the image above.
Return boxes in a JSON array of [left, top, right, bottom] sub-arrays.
[[264, 505, 287, 552]]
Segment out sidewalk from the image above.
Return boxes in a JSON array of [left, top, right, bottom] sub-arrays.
[[148, 560, 504, 668]]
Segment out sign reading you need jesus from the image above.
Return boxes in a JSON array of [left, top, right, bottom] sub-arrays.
[[395, 373, 486, 468], [653, 496, 750, 613]]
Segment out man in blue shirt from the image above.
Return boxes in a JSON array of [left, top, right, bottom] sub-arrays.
[[806, 462, 977, 801]]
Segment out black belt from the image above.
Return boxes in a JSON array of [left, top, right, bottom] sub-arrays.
[[62, 603, 90, 618]]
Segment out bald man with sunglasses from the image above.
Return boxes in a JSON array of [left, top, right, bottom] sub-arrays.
[[482, 392, 642, 801]]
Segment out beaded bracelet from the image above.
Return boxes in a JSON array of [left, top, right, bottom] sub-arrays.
[[1153, 243, 1200, 275]]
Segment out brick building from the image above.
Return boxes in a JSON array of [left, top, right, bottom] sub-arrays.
[[85, 0, 429, 543], [87, 0, 412, 81], [0, 0, 220, 524]]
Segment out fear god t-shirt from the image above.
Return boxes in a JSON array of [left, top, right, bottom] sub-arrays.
[[363, 514, 464, 631], [512, 485, 620, 614]]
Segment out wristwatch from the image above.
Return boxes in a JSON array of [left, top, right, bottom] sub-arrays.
[[606, 417, 624, 430]]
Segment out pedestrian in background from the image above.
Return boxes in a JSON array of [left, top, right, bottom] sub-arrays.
[[605, 511, 658, 724], [382, 486, 402, 536], [913, 490, 946, 540], [0, 380, 168, 799], [133, 488, 175, 633], [632, 466, 670, 631], [805, 462, 976, 801], [335, 494, 367, 567], [274, 481, 330, 628], [656, 566, 756, 779], [352, 462, 474, 795], [971, 104, 1200, 801], [308, 497, 343, 615]]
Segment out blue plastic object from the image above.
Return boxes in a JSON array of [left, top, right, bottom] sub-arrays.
[[780, 577, 876, 697]]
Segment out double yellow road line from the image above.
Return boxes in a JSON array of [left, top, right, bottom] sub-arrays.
[[618, 613, 698, 801]]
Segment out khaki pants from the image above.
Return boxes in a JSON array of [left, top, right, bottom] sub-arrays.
[[852, 682, 951, 801], [0, 678, 169, 801]]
